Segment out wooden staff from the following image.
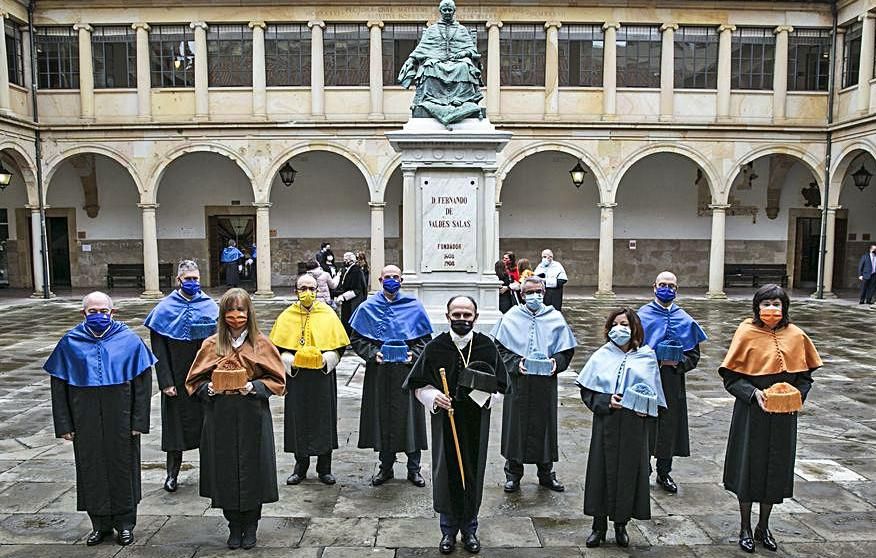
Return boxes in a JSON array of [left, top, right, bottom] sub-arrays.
[[439, 367, 465, 490]]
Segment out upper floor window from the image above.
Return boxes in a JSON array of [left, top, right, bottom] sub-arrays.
[[265, 23, 310, 86], [382, 23, 424, 87], [207, 24, 252, 87], [324, 23, 369, 86], [674, 26, 719, 89], [731, 27, 775, 90], [558, 24, 604, 87], [463, 23, 488, 82], [35, 27, 79, 89], [843, 21, 862, 88], [500, 24, 545, 86], [149, 25, 194, 88], [5, 20, 24, 87], [616, 25, 661, 88], [92, 26, 136, 88], [788, 28, 831, 91]]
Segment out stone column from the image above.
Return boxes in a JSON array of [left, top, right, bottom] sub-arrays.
[[254, 203, 273, 298], [369, 202, 386, 291], [602, 22, 620, 119], [28, 207, 48, 297], [494, 201, 502, 270], [716, 24, 735, 121], [659, 23, 677, 121], [190, 21, 208, 120], [544, 21, 561, 119], [486, 20, 502, 117], [0, 12, 10, 113], [857, 12, 876, 114], [367, 20, 384, 119], [249, 21, 267, 119], [773, 25, 792, 122], [139, 203, 162, 298], [309, 20, 326, 119], [401, 168, 417, 275], [595, 202, 616, 298], [132, 23, 151, 121], [820, 206, 839, 297], [833, 28, 846, 120], [708, 204, 730, 299], [74, 23, 94, 120]]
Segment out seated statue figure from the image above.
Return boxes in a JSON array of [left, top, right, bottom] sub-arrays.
[[398, 0, 484, 127]]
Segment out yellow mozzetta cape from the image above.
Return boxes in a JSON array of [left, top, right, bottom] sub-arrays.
[[269, 301, 350, 351], [720, 318, 822, 376]]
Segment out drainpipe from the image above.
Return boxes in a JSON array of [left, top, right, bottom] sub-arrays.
[[27, 0, 50, 298], [815, 0, 837, 299]]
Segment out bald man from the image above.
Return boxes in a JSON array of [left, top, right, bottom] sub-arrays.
[[45, 292, 156, 547], [535, 249, 568, 311]]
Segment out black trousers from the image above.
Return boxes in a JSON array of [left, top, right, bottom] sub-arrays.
[[860, 275, 876, 303], [295, 452, 332, 475], [504, 459, 553, 481], [379, 450, 421, 473], [223, 505, 262, 526], [592, 516, 625, 531], [89, 509, 136, 532]]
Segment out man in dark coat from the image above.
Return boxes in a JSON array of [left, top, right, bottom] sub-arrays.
[[144, 259, 218, 492], [858, 243, 876, 304], [350, 264, 432, 486], [336, 251, 368, 335], [637, 271, 707, 493], [491, 276, 576, 493], [405, 295, 509, 555], [46, 292, 156, 547]]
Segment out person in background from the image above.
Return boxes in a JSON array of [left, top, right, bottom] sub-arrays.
[[857, 243, 876, 304], [316, 242, 337, 277], [336, 252, 368, 335], [515, 258, 533, 304], [495, 260, 515, 314], [306, 259, 339, 308], [535, 249, 568, 311], [221, 240, 244, 287], [356, 251, 371, 287]]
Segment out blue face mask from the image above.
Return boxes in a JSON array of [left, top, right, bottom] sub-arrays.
[[180, 279, 201, 297], [524, 292, 543, 311], [85, 312, 112, 333], [541, 258, 550, 267], [383, 277, 401, 294], [655, 286, 676, 303], [608, 325, 631, 347]]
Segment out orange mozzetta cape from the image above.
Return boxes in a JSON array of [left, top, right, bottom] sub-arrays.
[[720, 319, 822, 376], [186, 333, 287, 396]]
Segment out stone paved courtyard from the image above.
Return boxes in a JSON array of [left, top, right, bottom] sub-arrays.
[[0, 296, 874, 557]]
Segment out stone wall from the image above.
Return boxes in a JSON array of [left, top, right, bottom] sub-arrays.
[[76, 239, 145, 288], [844, 241, 874, 290], [5, 239, 30, 289]]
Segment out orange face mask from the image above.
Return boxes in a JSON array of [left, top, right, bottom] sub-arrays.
[[224, 310, 248, 330], [759, 307, 783, 328]]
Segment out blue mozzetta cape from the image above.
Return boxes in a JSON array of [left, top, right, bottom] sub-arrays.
[[575, 342, 666, 414], [490, 304, 577, 357], [44, 321, 157, 387], [144, 290, 219, 341], [637, 300, 708, 351], [349, 291, 433, 342], [220, 246, 244, 263]]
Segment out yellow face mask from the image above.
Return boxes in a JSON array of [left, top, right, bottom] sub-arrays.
[[298, 290, 317, 307]]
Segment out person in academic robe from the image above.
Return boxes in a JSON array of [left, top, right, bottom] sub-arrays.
[[186, 288, 286, 550], [576, 307, 666, 548], [719, 284, 821, 554], [491, 276, 576, 493], [269, 273, 350, 486], [636, 271, 707, 493], [144, 259, 218, 493], [405, 295, 510, 555], [335, 252, 368, 335], [45, 291, 156, 547], [220, 239, 244, 287], [350, 264, 432, 486], [534, 249, 568, 311]]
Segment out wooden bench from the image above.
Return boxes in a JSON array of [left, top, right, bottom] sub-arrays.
[[724, 264, 788, 288], [107, 263, 174, 289]]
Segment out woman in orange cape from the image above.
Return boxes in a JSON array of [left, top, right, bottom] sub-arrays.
[[719, 284, 821, 554], [185, 288, 285, 550]]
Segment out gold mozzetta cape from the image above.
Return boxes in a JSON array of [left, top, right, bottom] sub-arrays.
[[268, 301, 350, 351]]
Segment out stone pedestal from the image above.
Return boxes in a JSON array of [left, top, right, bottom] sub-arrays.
[[387, 118, 511, 329]]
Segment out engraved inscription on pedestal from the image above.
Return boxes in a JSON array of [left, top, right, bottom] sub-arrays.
[[420, 174, 478, 272]]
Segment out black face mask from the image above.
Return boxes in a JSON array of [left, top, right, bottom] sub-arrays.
[[449, 319, 474, 336]]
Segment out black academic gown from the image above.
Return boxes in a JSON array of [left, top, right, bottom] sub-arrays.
[[649, 344, 700, 459], [720, 369, 814, 504], [497, 343, 574, 464], [280, 347, 345, 456], [404, 333, 509, 520], [51, 371, 151, 518], [339, 264, 367, 335], [351, 331, 430, 453], [544, 287, 564, 312], [150, 331, 205, 452], [581, 388, 652, 524], [497, 271, 515, 314]]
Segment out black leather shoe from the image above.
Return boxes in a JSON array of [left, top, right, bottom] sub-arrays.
[[755, 525, 778, 552], [318, 473, 336, 485], [286, 472, 305, 485], [439, 534, 455, 554], [227, 523, 242, 549], [614, 524, 630, 548], [739, 528, 755, 553], [538, 473, 565, 492], [371, 468, 394, 486], [86, 530, 111, 546], [462, 532, 480, 553], [656, 473, 678, 494], [585, 530, 605, 548], [407, 471, 426, 487], [241, 523, 257, 550], [503, 479, 520, 493], [163, 475, 178, 492], [116, 529, 134, 546]]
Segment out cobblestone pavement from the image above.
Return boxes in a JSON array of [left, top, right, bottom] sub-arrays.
[[0, 296, 874, 557]]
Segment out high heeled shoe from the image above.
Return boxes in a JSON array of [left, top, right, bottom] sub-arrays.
[[754, 525, 778, 552], [738, 527, 755, 554]]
